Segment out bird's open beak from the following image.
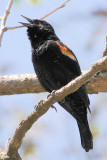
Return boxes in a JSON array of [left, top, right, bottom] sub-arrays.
[[19, 15, 34, 27], [19, 22, 30, 27]]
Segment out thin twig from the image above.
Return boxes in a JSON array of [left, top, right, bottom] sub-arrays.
[[7, 55, 107, 156], [6, 0, 71, 30], [7, 25, 25, 30], [5, 137, 11, 150], [0, 0, 13, 46], [40, 0, 71, 20]]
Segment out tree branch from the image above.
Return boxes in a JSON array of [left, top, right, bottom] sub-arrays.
[[86, 72, 107, 94], [0, 0, 13, 46], [4, 55, 106, 159], [0, 70, 107, 96], [0, 74, 45, 95]]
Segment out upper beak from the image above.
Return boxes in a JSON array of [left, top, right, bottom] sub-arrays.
[[19, 15, 34, 27], [21, 15, 34, 23]]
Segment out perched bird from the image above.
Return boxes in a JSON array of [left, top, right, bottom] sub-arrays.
[[20, 15, 93, 152]]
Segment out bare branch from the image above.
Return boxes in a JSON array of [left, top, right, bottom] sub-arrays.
[[6, 55, 107, 156], [0, 71, 107, 96], [86, 72, 107, 94], [0, 74, 45, 95], [0, 0, 13, 46]]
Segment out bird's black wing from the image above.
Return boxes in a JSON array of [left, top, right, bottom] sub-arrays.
[[34, 40, 90, 110]]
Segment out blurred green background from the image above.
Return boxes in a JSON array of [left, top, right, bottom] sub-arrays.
[[0, 0, 107, 160]]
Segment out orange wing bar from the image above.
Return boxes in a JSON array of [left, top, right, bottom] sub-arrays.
[[56, 42, 77, 61]]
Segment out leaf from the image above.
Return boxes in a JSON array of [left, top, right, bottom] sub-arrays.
[[91, 127, 99, 137], [27, 0, 40, 4], [24, 146, 35, 155], [14, 0, 20, 4]]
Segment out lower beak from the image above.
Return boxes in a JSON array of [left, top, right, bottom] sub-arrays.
[[19, 22, 30, 27]]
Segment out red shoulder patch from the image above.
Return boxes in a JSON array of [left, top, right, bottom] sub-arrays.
[[56, 42, 77, 61]]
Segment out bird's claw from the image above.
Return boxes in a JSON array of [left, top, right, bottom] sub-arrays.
[[51, 105, 57, 112], [34, 100, 44, 111], [47, 90, 57, 112], [47, 90, 56, 103]]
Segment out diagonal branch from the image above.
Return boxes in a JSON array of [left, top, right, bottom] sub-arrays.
[[0, 0, 13, 46], [7, 55, 107, 157]]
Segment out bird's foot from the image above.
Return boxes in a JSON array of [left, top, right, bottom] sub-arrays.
[[47, 90, 56, 102], [86, 72, 100, 84], [51, 105, 57, 112], [47, 90, 57, 112], [34, 100, 44, 111]]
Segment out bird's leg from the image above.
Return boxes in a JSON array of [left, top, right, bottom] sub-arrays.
[[47, 90, 57, 112], [48, 90, 56, 103]]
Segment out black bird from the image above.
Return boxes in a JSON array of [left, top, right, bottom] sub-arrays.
[[20, 15, 93, 152]]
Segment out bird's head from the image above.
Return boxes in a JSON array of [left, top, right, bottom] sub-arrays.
[[20, 15, 57, 44]]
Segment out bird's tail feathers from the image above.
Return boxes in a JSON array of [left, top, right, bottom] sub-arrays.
[[77, 121, 93, 152]]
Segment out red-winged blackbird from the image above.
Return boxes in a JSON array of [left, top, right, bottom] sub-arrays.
[[20, 15, 93, 152]]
